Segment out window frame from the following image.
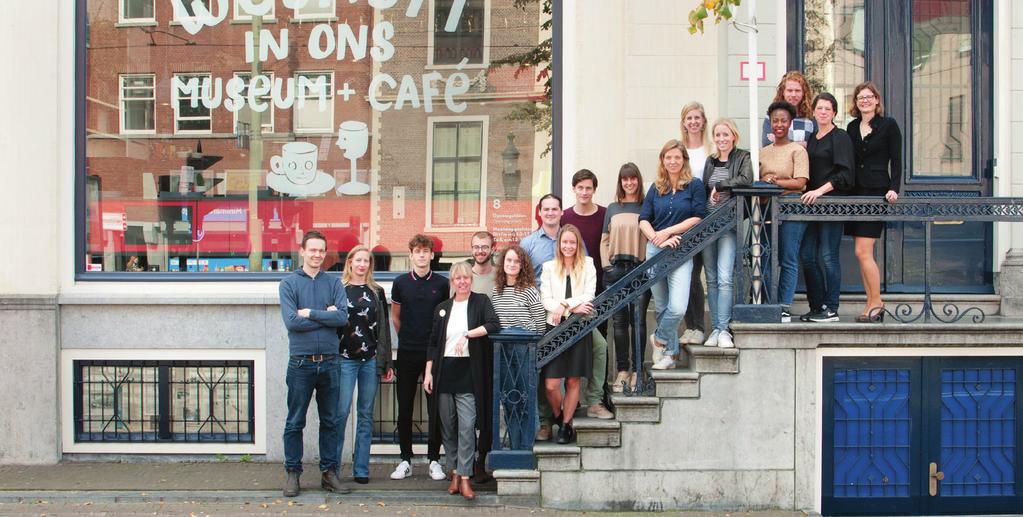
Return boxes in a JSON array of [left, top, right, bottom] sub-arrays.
[[172, 72, 214, 135], [426, 0, 491, 69], [232, 0, 275, 22], [118, 73, 157, 135], [424, 115, 489, 232], [232, 71, 275, 133], [292, 0, 337, 21], [118, 0, 156, 24], [292, 70, 335, 134]]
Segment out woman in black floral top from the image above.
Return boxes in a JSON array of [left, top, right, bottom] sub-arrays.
[[337, 245, 392, 484]]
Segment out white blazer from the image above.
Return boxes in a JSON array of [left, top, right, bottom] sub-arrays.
[[540, 256, 597, 326]]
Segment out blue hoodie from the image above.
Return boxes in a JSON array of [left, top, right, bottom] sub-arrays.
[[279, 269, 349, 356]]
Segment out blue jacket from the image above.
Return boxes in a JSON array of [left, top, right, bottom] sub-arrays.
[[279, 269, 349, 356], [639, 179, 707, 232]]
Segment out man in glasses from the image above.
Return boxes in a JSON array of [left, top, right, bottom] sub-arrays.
[[468, 231, 496, 297]]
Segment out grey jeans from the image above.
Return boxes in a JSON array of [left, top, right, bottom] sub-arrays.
[[438, 392, 476, 476]]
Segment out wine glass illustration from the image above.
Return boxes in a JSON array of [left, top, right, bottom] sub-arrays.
[[335, 120, 370, 196]]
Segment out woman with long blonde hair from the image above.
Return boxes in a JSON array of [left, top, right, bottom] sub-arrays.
[[639, 140, 706, 370], [678, 102, 711, 347], [540, 224, 596, 443], [337, 245, 392, 484]]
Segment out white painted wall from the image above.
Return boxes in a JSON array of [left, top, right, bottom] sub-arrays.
[[564, 0, 786, 207], [0, 0, 61, 294], [1000, 0, 1023, 263]]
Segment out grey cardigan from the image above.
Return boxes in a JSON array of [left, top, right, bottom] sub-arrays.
[[701, 148, 754, 192]]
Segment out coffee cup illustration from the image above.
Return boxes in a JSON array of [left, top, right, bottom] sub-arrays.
[[270, 142, 319, 186]]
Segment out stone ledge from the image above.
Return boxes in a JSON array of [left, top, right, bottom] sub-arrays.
[[0, 295, 58, 310], [532, 443, 581, 471], [732, 322, 1023, 349], [58, 293, 280, 305], [651, 370, 701, 398]]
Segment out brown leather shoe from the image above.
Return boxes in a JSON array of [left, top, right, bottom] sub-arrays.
[[459, 476, 476, 500], [447, 470, 459, 494]]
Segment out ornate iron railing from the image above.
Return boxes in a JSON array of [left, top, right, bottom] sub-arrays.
[[742, 190, 1023, 323], [534, 197, 739, 394], [488, 327, 542, 470]]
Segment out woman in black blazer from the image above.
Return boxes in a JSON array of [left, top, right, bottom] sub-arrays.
[[845, 81, 903, 322], [423, 261, 500, 500]]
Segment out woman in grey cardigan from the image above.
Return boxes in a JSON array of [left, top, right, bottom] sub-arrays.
[[700, 118, 754, 348]]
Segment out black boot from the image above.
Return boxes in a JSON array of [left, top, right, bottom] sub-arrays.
[[283, 470, 300, 497]]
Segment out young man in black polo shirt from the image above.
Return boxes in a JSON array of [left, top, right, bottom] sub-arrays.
[[390, 234, 449, 480]]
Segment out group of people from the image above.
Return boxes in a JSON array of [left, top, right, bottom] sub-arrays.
[[274, 70, 903, 499]]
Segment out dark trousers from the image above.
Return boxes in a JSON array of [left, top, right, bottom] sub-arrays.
[[395, 350, 440, 462], [606, 260, 651, 372], [684, 254, 705, 332], [800, 221, 844, 311]]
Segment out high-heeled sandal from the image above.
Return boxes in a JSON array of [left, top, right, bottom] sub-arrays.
[[855, 307, 885, 323]]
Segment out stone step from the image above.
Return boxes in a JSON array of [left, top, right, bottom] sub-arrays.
[[791, 294, 1001, 320], [492, 469, 540, 496], [532, 442, 581, 471], [650, 369, 701, 398], [610, 395, 661, 422], [571, 417, 621, 447], [685, 345, 739, 374]]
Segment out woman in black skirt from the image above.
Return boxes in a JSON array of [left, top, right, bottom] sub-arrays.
[[846, 81, 902, 322], [540, 224, 596, 444]]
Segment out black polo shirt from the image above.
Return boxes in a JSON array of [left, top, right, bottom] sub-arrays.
[[391, 270, 449, 352]]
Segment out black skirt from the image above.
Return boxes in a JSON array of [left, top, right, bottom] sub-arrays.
[[438, 357, 473, 394], [542, 323, 592, 379], [845, 187, 889, 238]]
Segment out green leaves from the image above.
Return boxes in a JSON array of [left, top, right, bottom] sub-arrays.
[[688, 0, 742, 34]]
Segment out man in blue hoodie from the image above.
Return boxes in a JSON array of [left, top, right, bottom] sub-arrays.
[[279, 231, 349, 497]]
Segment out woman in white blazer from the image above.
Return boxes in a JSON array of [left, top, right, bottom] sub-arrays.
[[539, 224, 596, 444]]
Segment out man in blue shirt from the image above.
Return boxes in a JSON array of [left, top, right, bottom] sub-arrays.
[[520, 193, 562, 283], [279, 231, 350, 497]]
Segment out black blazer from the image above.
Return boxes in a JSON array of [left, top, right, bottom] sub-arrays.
[[426, 293, 501, 454], [847, 115, 903, 192]]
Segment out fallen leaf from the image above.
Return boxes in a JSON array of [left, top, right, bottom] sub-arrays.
[[377, 502, 386, 507], [260, 503, 268, 509], [318, 504, 329, 510], [288, 501, 295, 506]]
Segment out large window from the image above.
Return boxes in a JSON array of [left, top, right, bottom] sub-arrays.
[[119, 74, 155, 134], [81, 0, 552, 275], [429, 119, 485, 227], [233, 0, 275, 21]]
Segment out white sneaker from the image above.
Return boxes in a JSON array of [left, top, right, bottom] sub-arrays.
[[652, 355, 676, 370], [718, 330, 734, 348], [428, 460, 446, 480], [649, 333, 664, 363], [704, 329, 720, 347], [678, 329, 693, 345], [688, 329, 705, 344], [390, 460, 412, 480]]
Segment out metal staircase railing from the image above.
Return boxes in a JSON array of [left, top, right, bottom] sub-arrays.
[[535, 197, 739, 375]]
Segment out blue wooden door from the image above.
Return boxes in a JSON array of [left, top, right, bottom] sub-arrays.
[[823, 357, 1023, 515]]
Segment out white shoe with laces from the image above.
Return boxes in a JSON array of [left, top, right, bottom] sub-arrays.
[[704, 329, 721, 347], [687, 329, 705, 344], [718, 330, 734, 348], [390, 460, 411, 480], [428, 460, 446, 480], [652, 355, 676, 370]]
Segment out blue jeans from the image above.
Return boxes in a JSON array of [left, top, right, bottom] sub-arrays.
[[777, 220, 808, 307], [647, 242, 693, 357], [284, 356, 342, 473], [702, 231, 736, 331], [800, 221, 844, 310], [336, 358, 379, 478]]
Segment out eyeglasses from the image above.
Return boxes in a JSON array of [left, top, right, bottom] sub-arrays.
[[471, 245, 491, 251], [856, 94, 876, 101]]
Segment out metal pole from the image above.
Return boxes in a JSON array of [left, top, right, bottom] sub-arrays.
[[747, 0, 759, 180]]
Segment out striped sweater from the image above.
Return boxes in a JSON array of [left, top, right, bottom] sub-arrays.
[[490, 285, 546, 333]]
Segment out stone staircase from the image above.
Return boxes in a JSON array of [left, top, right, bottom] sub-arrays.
[[495, 344, 743, 509]]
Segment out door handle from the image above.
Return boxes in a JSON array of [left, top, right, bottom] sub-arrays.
[[929, 462, 945, 496]]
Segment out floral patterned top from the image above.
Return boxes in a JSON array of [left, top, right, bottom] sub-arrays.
[[340, 284, 378, 362]]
